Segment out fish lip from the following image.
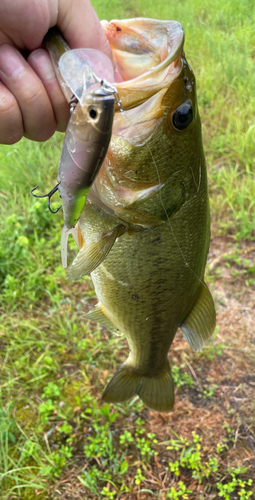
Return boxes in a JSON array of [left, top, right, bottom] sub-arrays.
[[118, 30, 184, 86], [102, 18, 184, 87]]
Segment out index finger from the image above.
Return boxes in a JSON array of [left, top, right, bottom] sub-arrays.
[[58, 0, 113, 63]]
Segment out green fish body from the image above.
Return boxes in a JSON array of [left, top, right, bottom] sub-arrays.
[[48, 19, 216, 412]]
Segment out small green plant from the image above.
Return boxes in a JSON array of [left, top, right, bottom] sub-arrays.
[[41, 444, 73, 477], [133, 418, 158, 462], [41, 381, 62, 399], [216, 440, 229, 454], [119, 430, 134, 446], [171, 365, 194, 388], [38, 399, 55, 425], [134, 468, 146, 485], [58, 422, 73, 435], [98, 403, 118, 423], [199, 383, 218, 399], [136, 433, 158, 462], [169, 460, 180, 476], [167, 432, 219, 484], [217, 468, 253, 499], [85, 424, 115, 461], [79, 465, 112, 495], [101, 485, 117, 499], [166, 481, 192, 499], [223, 423, 235, 442]]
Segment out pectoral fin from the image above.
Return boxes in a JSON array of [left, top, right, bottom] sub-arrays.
[[180, 283, 216, 352], [116, 207, 165, 227], [67, 224, 126, 280], [85, 303, 120, 336]]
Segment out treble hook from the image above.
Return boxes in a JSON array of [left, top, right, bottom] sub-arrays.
[[69, 94, 79, 114], [30, 183, 61, 214]]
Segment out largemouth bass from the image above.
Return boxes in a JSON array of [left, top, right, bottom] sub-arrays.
[[47, 19, 216, 412]]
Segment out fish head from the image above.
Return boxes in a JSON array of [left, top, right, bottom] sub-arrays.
[[91, 19, 203, 215]]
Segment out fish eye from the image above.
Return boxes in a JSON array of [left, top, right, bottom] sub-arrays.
[[172, 101, 193, 131], [89, 108, 98, 119]]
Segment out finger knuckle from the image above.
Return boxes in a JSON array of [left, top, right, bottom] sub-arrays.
[[2, 132, 23, 145], [33, 125, 56, 142], [0, 123, 23, 144], [0, 91, 17, 115], [0, 91, 23, 144], [22, 84, 46, 107]]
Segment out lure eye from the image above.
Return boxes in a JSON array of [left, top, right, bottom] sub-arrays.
[[89, 108, 98, 119], [172, 101, 193, 131]]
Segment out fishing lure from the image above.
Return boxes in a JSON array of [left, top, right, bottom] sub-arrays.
[[31, 33, 117, 268]]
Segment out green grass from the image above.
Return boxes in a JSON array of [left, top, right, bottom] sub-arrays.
[[0, 0, 255, 498]]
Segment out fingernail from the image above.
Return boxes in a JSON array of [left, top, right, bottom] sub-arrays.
[[0, 46, 25, 78], [29, 50, 55, 81]]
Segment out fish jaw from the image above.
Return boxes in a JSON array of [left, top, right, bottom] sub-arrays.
[[102, 18, 184, 81], [101, 18, 184, 109]]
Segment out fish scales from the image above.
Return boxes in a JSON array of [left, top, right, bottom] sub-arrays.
[[47, 18, 216, 412]]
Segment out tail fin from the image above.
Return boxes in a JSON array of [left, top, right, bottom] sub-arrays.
[[102, 359, 174, 412]]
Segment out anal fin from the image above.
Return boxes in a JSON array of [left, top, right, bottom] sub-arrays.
[[180, 283, 216, 352], [85, 303, 120, 336], [67, 224, 125, 280], [77, 223, 85, 249]]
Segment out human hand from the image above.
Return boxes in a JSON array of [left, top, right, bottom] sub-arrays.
[[0, 0, 114, 144]]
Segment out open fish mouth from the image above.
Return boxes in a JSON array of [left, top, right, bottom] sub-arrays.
[[101, 18, 184, 109]]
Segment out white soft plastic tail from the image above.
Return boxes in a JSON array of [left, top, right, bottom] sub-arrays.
[[61, 224, 79, 268]]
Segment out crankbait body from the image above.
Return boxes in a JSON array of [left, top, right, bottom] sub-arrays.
[[58, 87, 115, 229], [32, 28, 117, 267]]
